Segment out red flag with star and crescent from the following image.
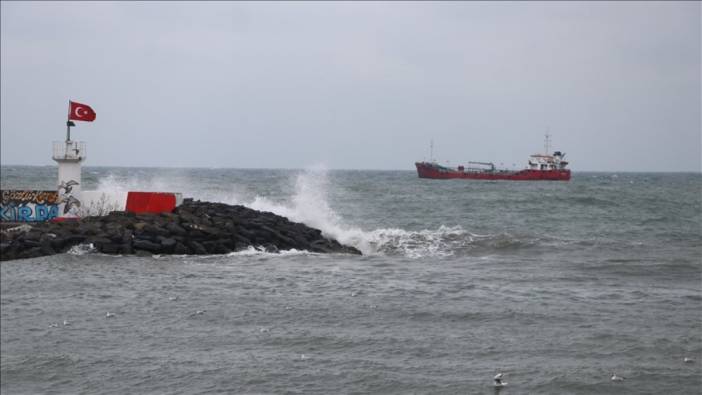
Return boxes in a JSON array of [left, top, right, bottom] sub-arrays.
[[68, 101, 96, 122]]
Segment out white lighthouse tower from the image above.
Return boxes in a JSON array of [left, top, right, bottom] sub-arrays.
[[52, 121, 85, 217]]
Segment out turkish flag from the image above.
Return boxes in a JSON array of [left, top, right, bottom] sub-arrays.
[[68, 101, 96, 122]]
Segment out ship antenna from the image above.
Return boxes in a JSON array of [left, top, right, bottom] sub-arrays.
[[544, 130, 551, 155], [430, 139, 434, 162]]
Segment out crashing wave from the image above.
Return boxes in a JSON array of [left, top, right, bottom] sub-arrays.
[[87, 167, 537, 258]]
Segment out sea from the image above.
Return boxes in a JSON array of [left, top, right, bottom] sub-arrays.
[[1, 166, 700, 394]]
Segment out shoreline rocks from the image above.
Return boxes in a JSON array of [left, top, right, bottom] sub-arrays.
[[0, 199, 361, 261]]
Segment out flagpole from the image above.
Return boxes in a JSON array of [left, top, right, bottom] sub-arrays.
[[66, 101, 71, 142]]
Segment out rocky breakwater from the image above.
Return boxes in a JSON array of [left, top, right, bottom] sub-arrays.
[[0, 199, 361, 261]]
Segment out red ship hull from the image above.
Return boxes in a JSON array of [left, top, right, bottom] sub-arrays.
[[415, 162, 571, 181]]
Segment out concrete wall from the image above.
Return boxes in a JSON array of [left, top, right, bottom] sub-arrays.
[[1, 190, 184, 222], [79, 191, 128, 217]]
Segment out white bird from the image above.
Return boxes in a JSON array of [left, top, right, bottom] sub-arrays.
[[168, 296, 179, 301], [494, 372, 507, 388], [300, 354, 308, 360], [683, 357, 694, 363], [105, 312, 115, 318], [611, 373, 625, 382], [187, 310, 206, 318], [48, 322, 59, 328], [62, 320, 70, 326], [259, 327, 270, 333]]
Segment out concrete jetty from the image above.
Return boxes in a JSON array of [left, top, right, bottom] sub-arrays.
[[0, 199, 361, 261]]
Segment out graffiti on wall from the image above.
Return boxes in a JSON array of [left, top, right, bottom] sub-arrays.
[[1, 190, 60, 222], [58, 180, 81, 215]]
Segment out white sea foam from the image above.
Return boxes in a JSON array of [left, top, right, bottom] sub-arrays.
[[225, 246, 314, 257], [67, 243, 96, 255], [95, 173, 180, 195]]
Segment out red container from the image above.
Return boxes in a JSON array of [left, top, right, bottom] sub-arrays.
[[125, 192, 177, 214]]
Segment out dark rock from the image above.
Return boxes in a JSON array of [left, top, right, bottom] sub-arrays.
[[89, 237, 113, 248], [120, 243, 134, 254], [185, 228, 206, 240], [50, 237, 66, 251], [159, 237, 177, 253], [290, 233, 312, 248], [25, 230, 43, 240], [142, 224, 170, 237], [133, 232, 158, 243], [0, 199, 361, 261], [232, 242, 245, 251], [63, 235, 87, 246], [40, 233, 57, 241], [234, 234, 252, 246], [188, 241, 208, 255], [0, 247, 17, 261], [19, 247, 43, 259], [263, 243, 279, 253], [159, 212, 178, 221], [237, 227, 256, 240], [98, 243, 121, 254], [22, 239, 42, 248], [165, 222, 186, 236], [122, 229, 133, 243], [223, 221, 235, 232], [133, 239, 162, 253], [173, 242, 190, 254], [134, 249, 152, 257], [202, 240, 230, 254], [80, 223, 102, 236]]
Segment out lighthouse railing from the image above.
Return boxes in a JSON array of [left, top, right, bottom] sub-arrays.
[[52, 141, 86, 161]]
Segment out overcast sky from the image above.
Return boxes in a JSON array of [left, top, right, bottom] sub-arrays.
[[1, 1, 699, 171]]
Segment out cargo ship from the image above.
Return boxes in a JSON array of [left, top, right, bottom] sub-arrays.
[[415, 137, 571, 181]]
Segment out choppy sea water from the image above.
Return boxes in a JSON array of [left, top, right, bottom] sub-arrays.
[[1, 166, 701, 394]]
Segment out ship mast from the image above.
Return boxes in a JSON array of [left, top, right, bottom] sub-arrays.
[[430, 139, 434, 162], [544, 131, 551, 155]]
